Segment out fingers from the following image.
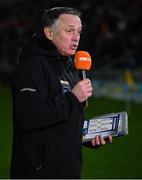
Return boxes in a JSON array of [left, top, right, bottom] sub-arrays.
[[78, 79, 92, 94], [92, 135, 106, 146], [91, 135, 112, 147], [71, 79, 93, 102], [82, 79, 92, 90], [106, 135, 113, 143]]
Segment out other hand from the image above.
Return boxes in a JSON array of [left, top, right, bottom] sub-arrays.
[[91, 135, 112, 147]]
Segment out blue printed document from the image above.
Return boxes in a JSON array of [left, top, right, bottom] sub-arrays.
[[83, 111, 128, 142]]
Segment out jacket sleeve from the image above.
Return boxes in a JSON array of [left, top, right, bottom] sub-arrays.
[[12, 59, 83, 131]]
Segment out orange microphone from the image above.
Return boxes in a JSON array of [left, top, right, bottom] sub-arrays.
[[74, 51, 92, 79]]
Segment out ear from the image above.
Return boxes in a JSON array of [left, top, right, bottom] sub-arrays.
[[44, 27, 54, 40]]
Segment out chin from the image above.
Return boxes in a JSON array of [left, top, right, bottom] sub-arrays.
[[68, 50, 77, 56], [62, 50, 77, 56]]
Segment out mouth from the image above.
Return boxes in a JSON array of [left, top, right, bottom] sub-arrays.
[[71, 44, 78, 50]]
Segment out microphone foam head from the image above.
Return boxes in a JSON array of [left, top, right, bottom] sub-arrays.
[[74, 51, 92, 70]]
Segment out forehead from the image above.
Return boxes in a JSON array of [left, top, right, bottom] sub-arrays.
[[58, 14, 82, 28]]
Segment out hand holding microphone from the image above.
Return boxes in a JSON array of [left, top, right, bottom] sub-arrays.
[[72, 79, 92, 102], [71, 51, 93, 103]]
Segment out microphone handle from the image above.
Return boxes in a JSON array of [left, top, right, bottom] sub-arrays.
[[82, 70, 88, 108], [82, 70, 86, 79]]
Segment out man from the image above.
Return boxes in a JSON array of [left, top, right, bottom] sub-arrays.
[[10, 7, 112, 179]]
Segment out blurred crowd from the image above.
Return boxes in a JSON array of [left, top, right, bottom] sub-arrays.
[[0, 0, 142, 83]]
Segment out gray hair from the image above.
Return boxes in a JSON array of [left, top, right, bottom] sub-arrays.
[[42, 7, 81, 31]]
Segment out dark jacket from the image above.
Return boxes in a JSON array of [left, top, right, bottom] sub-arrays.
[[10, 33, 85, 179]]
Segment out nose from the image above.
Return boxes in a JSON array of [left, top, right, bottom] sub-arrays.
[[72, 32, 80, 42]]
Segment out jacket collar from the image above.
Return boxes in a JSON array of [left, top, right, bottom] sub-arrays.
[[20, 31, 75, 71]]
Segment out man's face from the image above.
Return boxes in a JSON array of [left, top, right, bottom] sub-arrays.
[[52, 14, 82, 56]]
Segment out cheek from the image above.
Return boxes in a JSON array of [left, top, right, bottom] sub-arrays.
[[53, 34, 73, 55], [59, 37, 71, 49]]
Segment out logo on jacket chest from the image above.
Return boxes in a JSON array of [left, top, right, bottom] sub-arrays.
[[59, 80, 72, 94]]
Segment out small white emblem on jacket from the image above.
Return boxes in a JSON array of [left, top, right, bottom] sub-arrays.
[[20, 88, 36, 92]]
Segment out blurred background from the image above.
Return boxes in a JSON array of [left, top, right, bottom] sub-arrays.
[[0, 0, 142, 178]]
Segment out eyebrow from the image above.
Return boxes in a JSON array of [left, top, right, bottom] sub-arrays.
[[66, 24, 82, 29]]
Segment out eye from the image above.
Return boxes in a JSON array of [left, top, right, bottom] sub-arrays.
[[65, 28, 82, 35], [78, 30, 82, 34], [65, 29, 74, 33]]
